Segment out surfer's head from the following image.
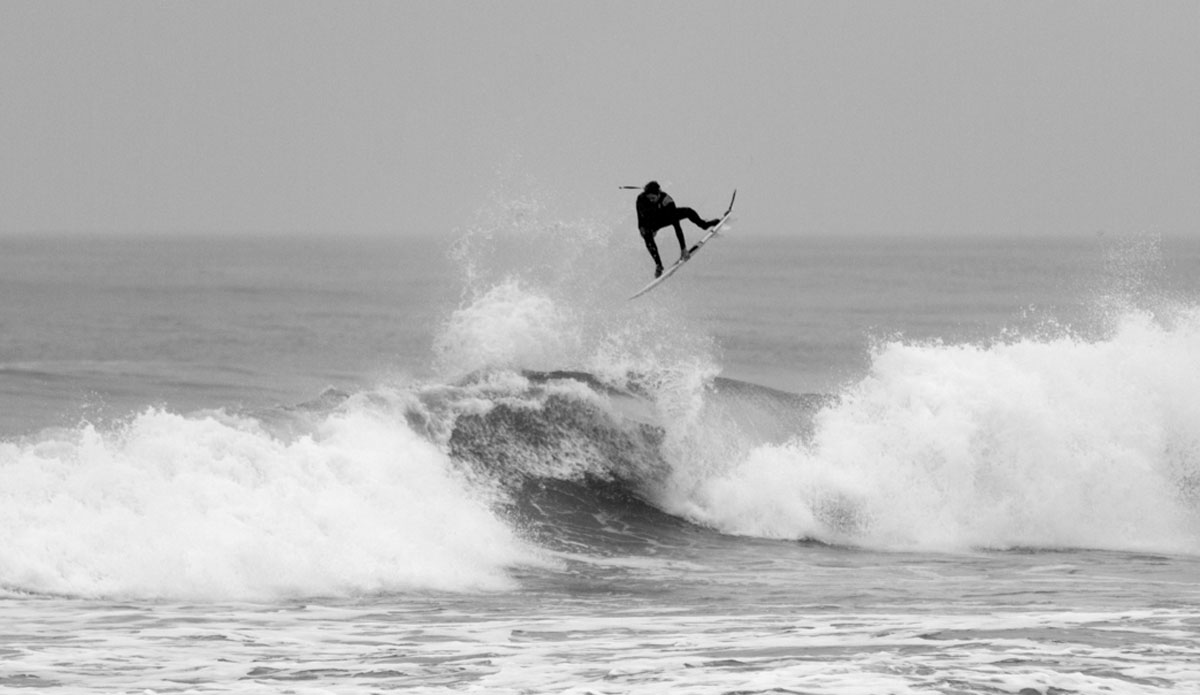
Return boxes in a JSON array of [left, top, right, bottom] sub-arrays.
[[644, 181, 660, 192]]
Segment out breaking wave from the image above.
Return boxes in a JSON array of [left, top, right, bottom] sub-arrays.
[[2, 198, 1198, 601], [672, 309, 1200, 553]]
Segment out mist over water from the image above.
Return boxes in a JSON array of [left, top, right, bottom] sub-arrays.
[[437, 188, 723, 409]]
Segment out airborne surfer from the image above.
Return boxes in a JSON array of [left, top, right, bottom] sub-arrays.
[[634, 182, 720, 278]]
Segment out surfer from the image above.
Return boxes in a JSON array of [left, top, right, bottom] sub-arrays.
[[635, 181, 720, 278]]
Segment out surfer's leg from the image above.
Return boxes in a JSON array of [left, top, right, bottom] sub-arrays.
[[640, 227, 664, 277], [672, 221, 689, 261], [676, 207, 719, 230]]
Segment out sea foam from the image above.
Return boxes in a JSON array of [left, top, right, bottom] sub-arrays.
[[0, 402, 540, 600], [669, 309, 1200, 553], [435, 278, 583, 377]]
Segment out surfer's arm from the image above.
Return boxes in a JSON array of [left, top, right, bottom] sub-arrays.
[[635, 196, 653, 228]]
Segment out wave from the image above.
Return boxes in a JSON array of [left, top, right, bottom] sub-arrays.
[[670, 310, 1200, 554], [4, 204, 1199, 600], [0, 362, 824, 601], [423, 204, 1200, 560], [0, 400, 544, 601], [3, 313, 1199, 601], [430, 370, 828, 556], [442, 308, 1200, 558]]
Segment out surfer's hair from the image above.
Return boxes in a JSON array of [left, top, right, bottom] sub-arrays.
[[644, 181, 660, 192]]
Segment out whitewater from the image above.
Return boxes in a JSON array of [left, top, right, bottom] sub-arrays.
[[1, 202, 1198, 693]]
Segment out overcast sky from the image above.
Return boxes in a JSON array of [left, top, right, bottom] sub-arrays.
[[1, 1, 1197, 238]]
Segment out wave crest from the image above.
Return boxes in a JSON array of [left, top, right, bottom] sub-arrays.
[[0, 405, 540, 600], [671, 310, 1200, 553]]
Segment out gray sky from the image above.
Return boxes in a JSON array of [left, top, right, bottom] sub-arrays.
[[2, 1, 1197, 238]]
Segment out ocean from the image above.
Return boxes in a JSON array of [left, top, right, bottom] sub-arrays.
[[1, 204, 1199, 693]]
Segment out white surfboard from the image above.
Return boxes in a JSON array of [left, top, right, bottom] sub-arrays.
[[629, 190, 737, 300]]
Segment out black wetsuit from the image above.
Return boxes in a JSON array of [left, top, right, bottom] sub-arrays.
[[636, 189, 713, 272]]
